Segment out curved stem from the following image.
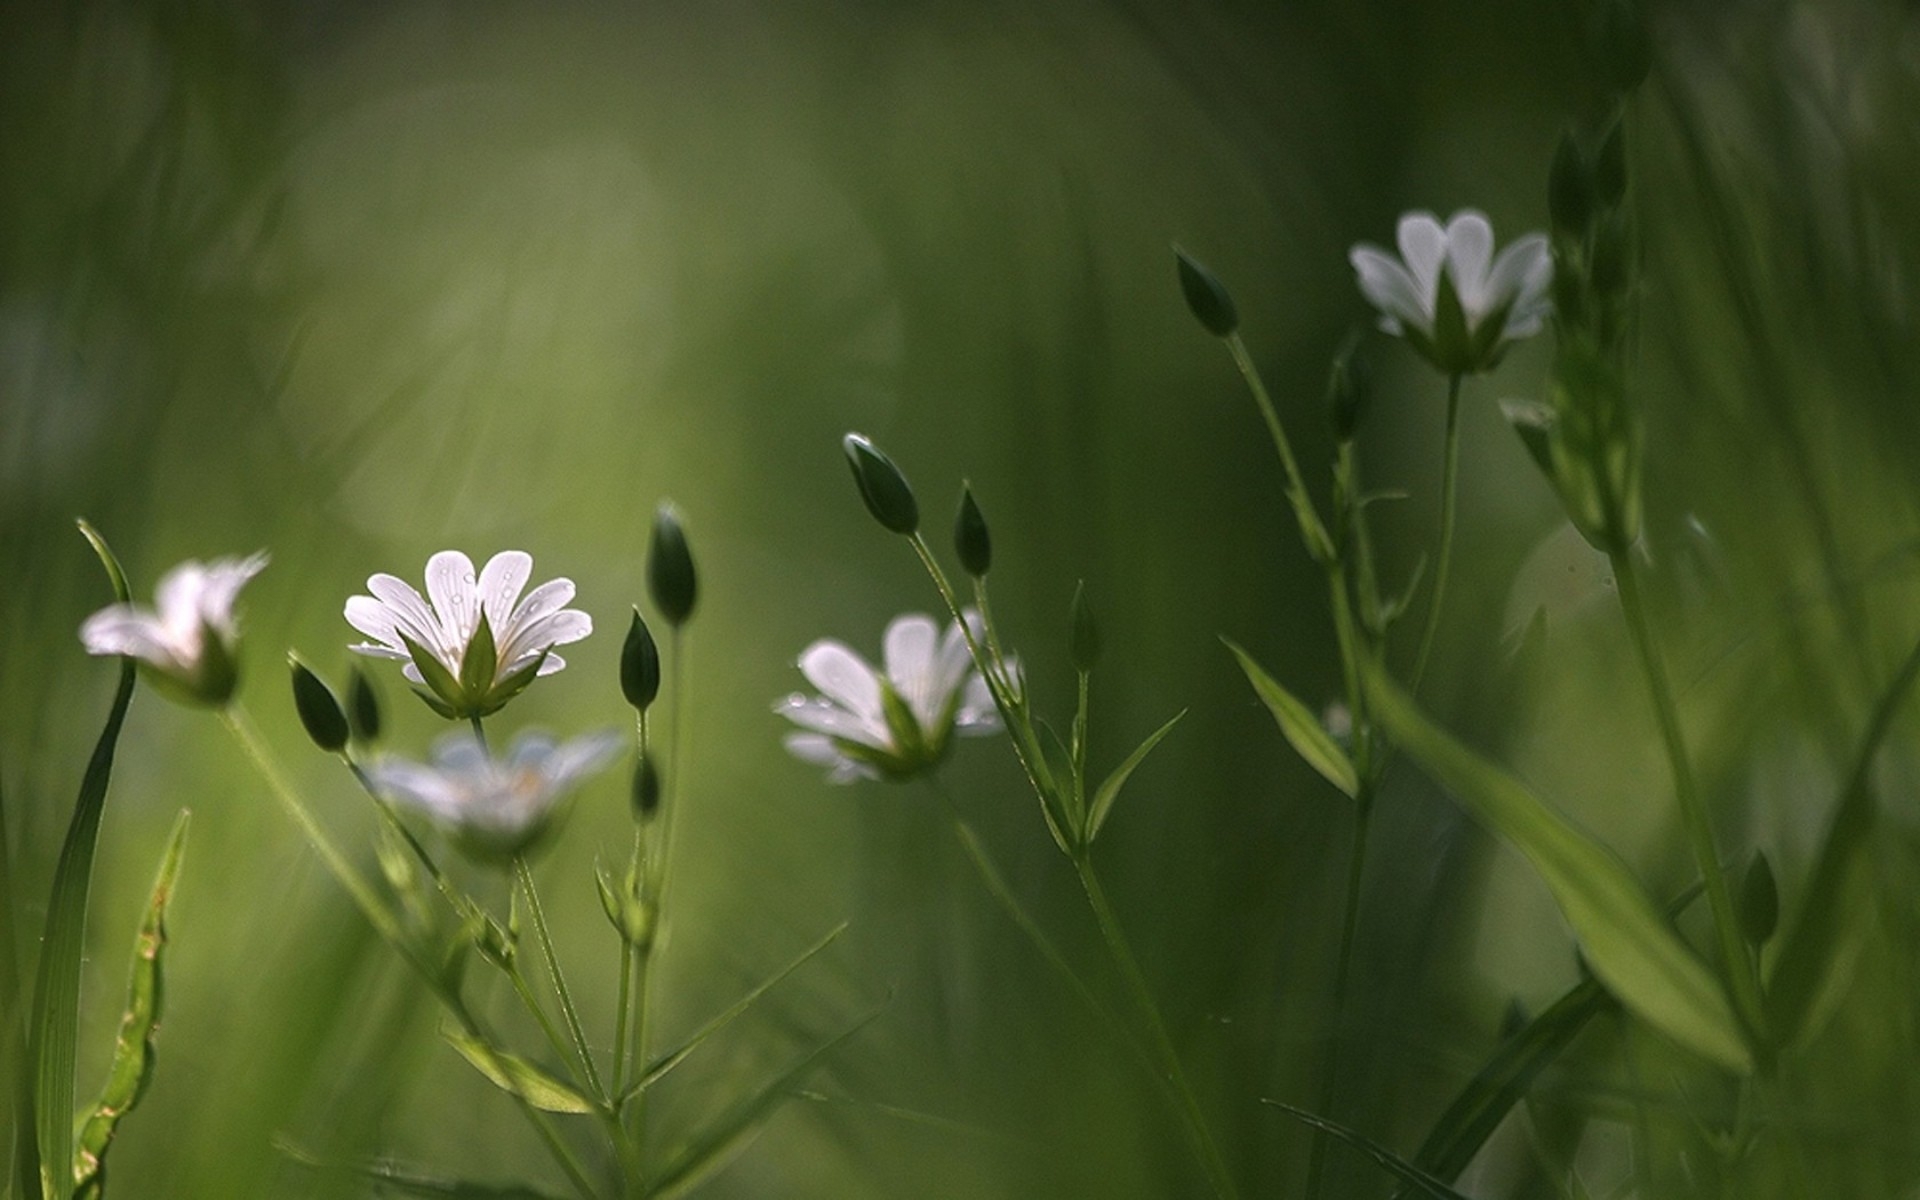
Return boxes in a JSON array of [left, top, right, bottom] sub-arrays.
[[1410, 374, 1464, 694], [1609, 548, 1767, 1042], [1226, 332, 1331, 556], [1073, 853, 1239, 1200], [515, 855, 606, 1102]]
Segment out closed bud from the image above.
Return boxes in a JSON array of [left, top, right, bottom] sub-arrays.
[[1325, 332, 1370, 442], [290, 656, 350, 753], [648, 503, 698, 626], [1548, 133, 1592, 239], [842, 432, 920, 535], [1590, 210, 1631, 297], [1592, 118, 1628, 211], [347, 665, 382, 744], [1069, 581, 1101, 672], [1173, 245, 1239, 337], [632, 755, 662, 821], [954, 485, 992, 577], [1738, 851, 1779, 947], [620, 608, 661, 711]]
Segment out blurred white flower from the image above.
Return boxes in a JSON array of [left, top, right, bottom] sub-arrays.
[[370, 728, 622, 857], [80, 553, 268, 706], [1350, 210, 1551, 375], [776, 610, 1002, 783], [345, 550, 591, 718]]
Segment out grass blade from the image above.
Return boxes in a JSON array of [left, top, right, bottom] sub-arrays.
[[619, 922, 848, 1104], [1225, 640, 1359, 799], [441, 1027, 594, 1115], [1364, 664, 1752, 1073], [29, 522, 137, 1200], [1086, 710, 1186, 841], [1260, 1099, 1473, 1199], [72, 811, 190, 1200], [276, 1141, 566, 1200], [647, 1004, 882, 1198]]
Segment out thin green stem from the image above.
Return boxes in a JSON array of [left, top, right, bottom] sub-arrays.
[[612, 711, 648, 1100], [1072, 853, 1239, 1200], [1226, 332, 1331, 557], [1609, 549, 1767, 1042], [508, 961, 592, 1087], [515, 855, 606, 1102], [1409, 374, 1463, 694], [470, 714, 489, 752], [1301, 785, 1372, 1200], [446, 994, 604, 1200], [629, 638, 682, 1158]]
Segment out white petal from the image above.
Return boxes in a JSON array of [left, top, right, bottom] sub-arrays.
[[541, 730, 623, 788], [195, 553, 268, 633], [883, 613, 941, 720], [1351, 246, 1433, 332], [533, 651, 567, 676], [369, 760, 466, 821], [402, 661, 426, 684], [504, 578, 576, 638], [476, 551, 533, 639], [347, 640, 410, 662], [500, 609, 592, 669], [784, 733, 874, 783], [153, 561, 212, 645], [1394, 212, 1448, 304], [953, 673, 1002, 734], [345, 595, 406, 648], [774, 695, 889, 748], [923, 614, 981, 719], [366, 574, 439, 645], [424, 551, 479, 647], [1444, 211, 1495, 316], [80, 607, 178, 664], [797, 641, 883, 720], [432, 731, 490, 772]]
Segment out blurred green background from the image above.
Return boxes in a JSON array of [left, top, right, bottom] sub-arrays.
[[6, 0, 1920, 1195]]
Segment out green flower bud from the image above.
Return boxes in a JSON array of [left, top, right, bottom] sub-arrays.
[[1548, 132, 1593, 239], [620, 607, 661, 711], [347, 665, 382, 744], [842, 432, 920, 535], [954, 484, 992, 577], [1589, 210, 1631, 298], [289, 656, 350, 753], [1069, 581, 1101, 672], [1738, 851, 1779, 947], [1325, 332, 1371, 442], [1592, 118, 1628, 212], [631, 755, 662, 821], [1173, 245, 1239, 337], [648, 503, 698, 627]]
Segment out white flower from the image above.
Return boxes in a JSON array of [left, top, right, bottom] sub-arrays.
[[345, 550, 591, 718], [1350, 209, 1551, 375], [776, 610, 1003, 783], [79, 553, 269, 706], [369, 728, 623, 857]]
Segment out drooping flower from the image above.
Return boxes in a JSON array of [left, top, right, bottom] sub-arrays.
[[80, 553, 269, 706], [1350, 210, 1551, 376], [368, 728, 622, 858], [776, 611, 1002, 783], [345, 550, 591, 719]]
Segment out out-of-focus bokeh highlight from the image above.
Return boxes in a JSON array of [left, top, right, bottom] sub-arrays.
[[6, 1, 1920, 1195]]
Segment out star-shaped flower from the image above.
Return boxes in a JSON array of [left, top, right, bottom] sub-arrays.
[[80, 553, 269, 706], [1350, 210, 1551, 376], [368, 728, 622, 858], [776, 611, 1002, 783], [345, 550, 591, 719]]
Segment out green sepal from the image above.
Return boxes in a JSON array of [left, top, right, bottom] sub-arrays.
[[479, 647, 550, 717], [878, 682, 928, 767], [1086, 711, 1186, 842], [440, 1026, 594, 1114], [458, 612, 498, 701], [595, 863, 654, 949], [71, 810, 190, 1200], [400, 632, 465, 716], [1430, 274, 1474, 375], [1226, 639, 1359, 799], [412, 687, 460, 720]]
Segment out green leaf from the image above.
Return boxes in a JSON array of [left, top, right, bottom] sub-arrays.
[[1225, 640, 1358, 799], [648, 1005, 883, 1198], [1086, 710, 1186, 842], [620, 923, 849, 1103], [275, 1142, 565, 1200], [73, 811, 190, 1200], [1364, 663, 1752, 1073], [1261, 1099, 1473, 1199], [1768, 633, 1920, 1044], [30, 523, 139, 1200], [441, 1027, 594, 1114]]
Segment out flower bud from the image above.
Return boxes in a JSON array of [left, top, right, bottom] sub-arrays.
[[842, 432, 920, 535], [1592, 118, 1628, 212], [953, 485, 992, 577], [648, 503, 698, 627], [1173, 245, 1238, 337], [1548, 132, 1592, 239], [1738, 851, 1778, 947], [620, 608, 661, 711], [631, 755, 662, 821], [1589, 210, 1631, 298], [290, 656, 350, 753], [1325, 333, 1370, 442], [347, 665, 382, 745], [1069, 581, 1101, 673]]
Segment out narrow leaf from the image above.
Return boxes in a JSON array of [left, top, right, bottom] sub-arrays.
[[31, 523, 139, 1200], [441, 1027, 593, 1114], [1769, 633, 1920, 1043], [1260, 1099, 1473, 1200], [73, 811, 191, 1200], [1087, 710, 1187, 841], [1365, 664, 1752, 1073], [648, 1005, 883, 1198], [1225, 640, 1358, 799], [620, 923, 849, 1103], [276, 1141, 565, 1200]]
